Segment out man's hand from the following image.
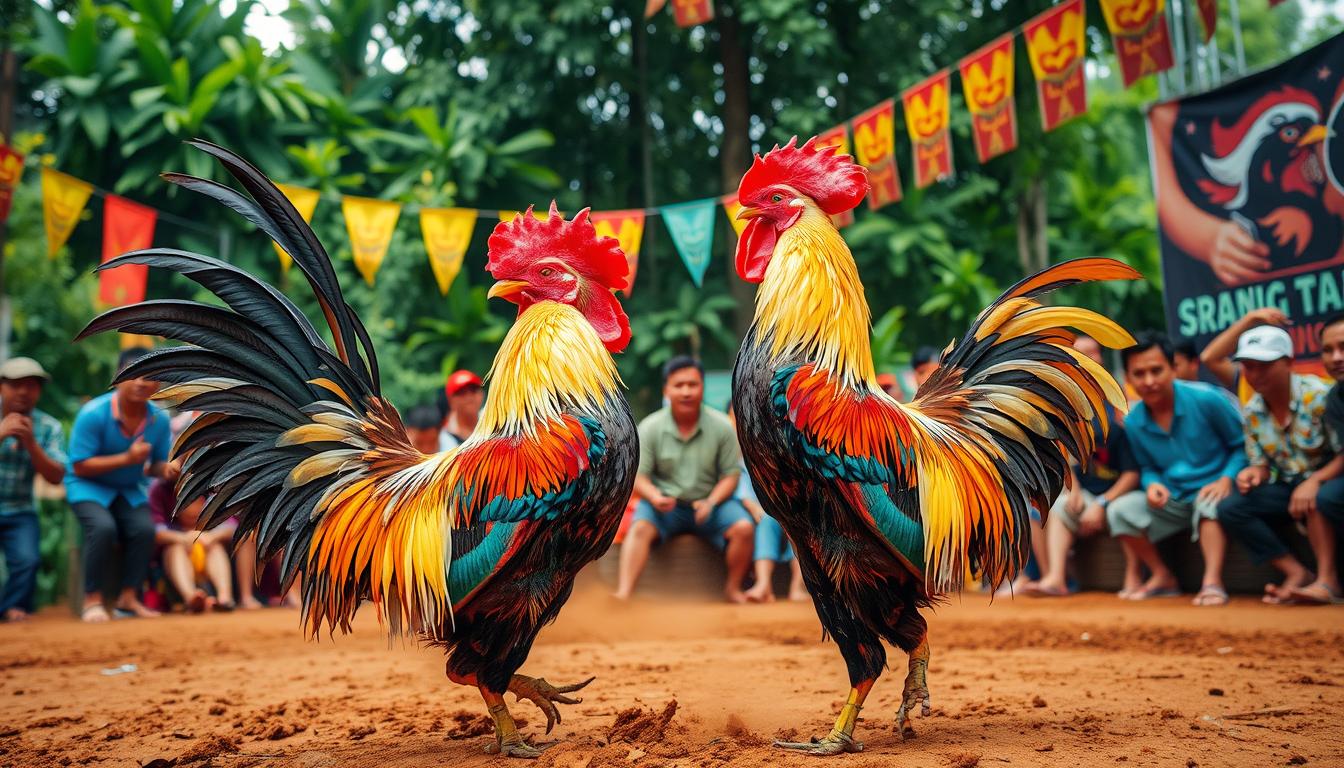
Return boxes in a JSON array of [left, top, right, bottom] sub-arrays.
[[126, 437, 152, 467], [1209, 220, 1271, 285], [1064, 487, 1085, 516], [160, 458, 182, 483], [1242, 306, 1289, 329], [1198, 476, 1234, 506], [0, 413, 32, 446], [1236, 465, 1270, 495], [1289, 477, 1320, 520], [691, 499, 713, 524], [1146, 482, 1171, 509], [1078, 502, 1107, 537], [650, 492, 676, 513]]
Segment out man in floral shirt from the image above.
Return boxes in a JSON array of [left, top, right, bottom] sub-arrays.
[[1217, 325, 1341, 604]]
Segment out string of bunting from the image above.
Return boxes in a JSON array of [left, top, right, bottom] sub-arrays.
[[0, 0, 1244, 306]]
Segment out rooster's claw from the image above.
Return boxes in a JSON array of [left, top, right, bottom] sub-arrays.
[[509, 674, 595, 734], [773, 733, 864, 755]]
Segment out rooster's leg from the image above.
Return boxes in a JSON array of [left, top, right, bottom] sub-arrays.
[[773, 678, 872, 755], [479, 688, 544, 759], [895, 634, 931, 740], [508, 674, 595, 734]]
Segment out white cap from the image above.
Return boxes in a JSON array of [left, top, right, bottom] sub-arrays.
[[0, 357, 50, 381], [1233, 325, 1293, 362]]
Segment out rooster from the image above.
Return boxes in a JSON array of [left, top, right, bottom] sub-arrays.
[[78, 142, 637, 759], [729, 137, 1140, 755]]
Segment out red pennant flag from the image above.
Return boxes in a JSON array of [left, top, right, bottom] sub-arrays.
[[589, 210, 646, 296], [0, 145, 22, 224], [671, 0, 713, 26], [1024, 0, 1088, 132], [959, 34, 1019, 164], [100, 195, 156, 307], [850, 100, 902, 210], [1196, 0, 1217, 42], [1100, 0, 1175, 87], [814, 125, 856, 227], [902, 70, 954, 189]]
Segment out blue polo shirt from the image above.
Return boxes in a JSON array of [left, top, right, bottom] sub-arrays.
[[64, 392, 171, 508], [1126, 380, 1247, 501]]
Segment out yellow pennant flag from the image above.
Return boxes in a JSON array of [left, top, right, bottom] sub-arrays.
[[420, 208, 477, 295], [272, 183, 320, 273], [721, 194, 748, 237], [341, 196, 401, 286], [41, 167, 94, 257]]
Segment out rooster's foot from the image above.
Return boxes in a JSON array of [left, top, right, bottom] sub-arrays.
[[896, 636, 931, 740], [484, 733, 546, 759], [773, 733, 864, 755], [509, 674, 595, 734]]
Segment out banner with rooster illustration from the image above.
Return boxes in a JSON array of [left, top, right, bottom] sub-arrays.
[[850, 100, 902, 209], [1148, 32, 1344, 361], [959, 35, 1018, 164], [1024, 0, 1088, 132], [903, 71, 954, 189], [1099, 0, 1175, 88]]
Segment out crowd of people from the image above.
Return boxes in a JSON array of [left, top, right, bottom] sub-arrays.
[[1, 308, 1342, 621]]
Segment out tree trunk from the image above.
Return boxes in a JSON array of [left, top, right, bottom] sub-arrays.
[[717, 3, 754, 336], [1015, 177, 1050, 299]]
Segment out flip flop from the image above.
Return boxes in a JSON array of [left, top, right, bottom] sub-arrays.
[[1024, 583, 1070, 598], [81, 604, 110, 623], [1191, 585, 1229, 607], [1287, 583, 1344, 606], [1262, 584, 1299, 606], [1126, 586, 1181, 600]]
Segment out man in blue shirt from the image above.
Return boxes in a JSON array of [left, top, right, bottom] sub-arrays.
[[0, 357, 66, 621], [1110, 333, 1246, 605], [67, 347, 178, 622]]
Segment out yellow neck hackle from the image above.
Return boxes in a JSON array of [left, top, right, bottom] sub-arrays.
[[754, 204, 877, 390], [477, 301, 622, 438]]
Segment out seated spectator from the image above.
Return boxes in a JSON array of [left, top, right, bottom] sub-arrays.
[[0, 358, 66, 621], [1300, 313, 1344, 604], [876, 372, 903, 400], [1217, 325, 1341, 604], [404, 404, 445, 454], [911, 346, 940, 389], [67, 347, 179, 622], [614, 357, 753, 603], [1201, 306, 1289, 398], [438, 370, 483, 450], [1024, 335, 1141, 598], [1171, 338, 1202, 382], [148, 479, 236, 612], [1111, 333, 1243, 604], [726, 403, 806, 603], [234, 534, 301, 610]]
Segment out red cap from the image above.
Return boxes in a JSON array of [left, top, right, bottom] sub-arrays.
[[444, 370, 483, 398]]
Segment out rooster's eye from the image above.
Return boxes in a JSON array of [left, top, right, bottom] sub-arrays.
[[771, 194, 783, 203], [539, 268, 554, 277]]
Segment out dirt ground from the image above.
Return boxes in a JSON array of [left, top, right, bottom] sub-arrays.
[[1, 577, 1341, 768]]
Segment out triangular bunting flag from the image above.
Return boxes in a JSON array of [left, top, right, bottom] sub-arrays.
[[661, 199, 717, 287], [590, 210, 646, 295], [420, 207, 477, 295], [272, 183, 320, 273], [342, 196, 402, 286], [99, 195, 156, 307], [41, 167, 93, 258]]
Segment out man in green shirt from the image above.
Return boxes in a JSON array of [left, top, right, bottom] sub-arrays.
[[614, 356, 754, 602]]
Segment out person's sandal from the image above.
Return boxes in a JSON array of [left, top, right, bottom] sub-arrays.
[[81, 604, 110, 623], [1191, 585, 1228, 607], [1287, 583, 1344, 605]]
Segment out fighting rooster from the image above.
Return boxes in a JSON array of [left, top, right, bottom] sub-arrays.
[[730, 137, 1140, 755], [79, 142, 637, 759]]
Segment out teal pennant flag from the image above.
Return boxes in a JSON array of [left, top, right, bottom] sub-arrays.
[[660, 198, 717, 286]]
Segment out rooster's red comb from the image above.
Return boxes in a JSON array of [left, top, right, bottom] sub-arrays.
[[486, 202, 629, 291], [736, 136, 868, 215]]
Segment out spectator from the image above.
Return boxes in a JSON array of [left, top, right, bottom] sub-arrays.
[[614, 356, 753, 603], [876, 373, 902, 399], [1217, 325, 1341, 604], [1201, 306, 1289, 396], [67, 347, 178, 622], [1171, 338, 1202, 382], [438, 370, 483, 450], [1110, 332, 1243, 604], [1024, 336, 1141, 598], [0, 358, 66, 621], [148, 479, 236, 612], [234, 535, 301, 610], [726, 402, 806, 603], [404, 404, 444, 454], [1298, 312, 1344, 604], [911, 346, 940, 388]]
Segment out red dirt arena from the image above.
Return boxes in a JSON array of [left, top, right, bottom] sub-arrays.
[[1, 580, 1341, 768]]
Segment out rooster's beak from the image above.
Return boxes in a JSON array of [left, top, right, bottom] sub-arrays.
[[487, 279, 528, 300], [735, 206, 763, 221], [1297, 124, 1328, 148]]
